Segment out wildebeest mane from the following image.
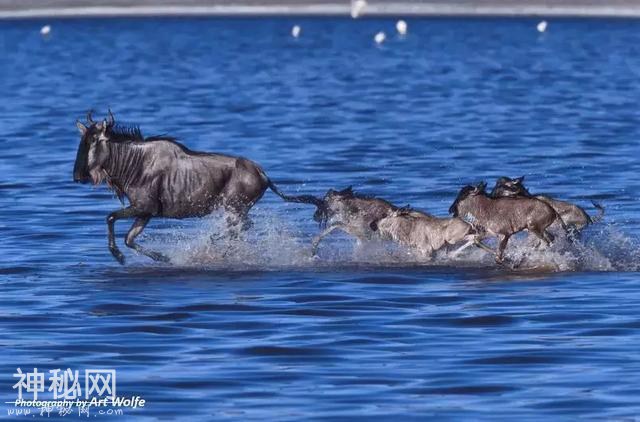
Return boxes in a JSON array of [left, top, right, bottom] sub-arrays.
[[395, 205, 417, 216], [449, 185, 476, 217], [331, 186, 392, 203], [108, 124, 145, 142], [108, 124, 178, 144]]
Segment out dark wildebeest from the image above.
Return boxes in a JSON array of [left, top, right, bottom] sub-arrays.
[[490, 176, 604, 233], [309, 187, 400, 255], [449, 182, 566, 263], [369, 207, 478, 258], [73, 111, 321, 264]]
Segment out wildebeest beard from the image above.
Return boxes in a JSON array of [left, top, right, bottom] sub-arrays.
[[73, 137, 91, 183], [313, 202, 330, 228]]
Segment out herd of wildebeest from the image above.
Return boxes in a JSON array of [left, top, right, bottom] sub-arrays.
[[73, 111, 604, 267]]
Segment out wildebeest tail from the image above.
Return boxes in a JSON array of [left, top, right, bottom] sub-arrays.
[[589, 201, 605, 224], [267, 179, 323, 207]]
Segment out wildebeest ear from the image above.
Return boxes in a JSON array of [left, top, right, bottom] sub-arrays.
[[516, 176, 525, 184], [340, 186, 353, 195], [76, 120, 87, 135]]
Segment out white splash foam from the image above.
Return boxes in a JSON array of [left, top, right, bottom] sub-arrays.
[[140, 212, 638, 273], [167, 210, 313, 269]]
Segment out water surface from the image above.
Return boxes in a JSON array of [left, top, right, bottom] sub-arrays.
[[1, 17, 639, 420]]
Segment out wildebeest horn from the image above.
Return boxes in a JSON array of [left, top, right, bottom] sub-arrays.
[[86, 110, 95, 124], [107, 109, 115, 126]]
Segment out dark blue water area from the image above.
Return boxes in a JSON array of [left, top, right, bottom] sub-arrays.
[[1, 16, 640, 420]]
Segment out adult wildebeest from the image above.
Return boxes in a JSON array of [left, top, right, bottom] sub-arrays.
[[490, 176, 604, 232], [449, 182, 565, 263], [73, 111, 321, 264], [370, 207, 478, 258], [309, 186, 400, 255]]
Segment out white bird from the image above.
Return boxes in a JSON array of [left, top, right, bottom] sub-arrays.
[[40, 25, 51, 36], [396, 20, 408, 36], [374, 31, 386, 45], [351, 0, 367, 19], [292, 25, 301, 38], [537, 20, 547, 33]]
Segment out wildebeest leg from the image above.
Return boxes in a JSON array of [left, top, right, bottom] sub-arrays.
[[107, 207, 139, 265], [226, 204, 253, 235], [542, 230, 555, 246], [125, 216, 170, 263], [311, 224, 345, 256], [496, 234, 512, 263], [531, 228, 554, 249], [209, 208, 251, 244], [472, 236, 498, 257], [450, 236, 476, 258], [566, 227, 579, 243]]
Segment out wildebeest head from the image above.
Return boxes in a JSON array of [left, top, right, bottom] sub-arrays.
[[312, 186, 355, 226], [369, 205, 411, 232], [449, 182, 487, 217], [73, 110, 115, 184], [490, 176, 529, 198]]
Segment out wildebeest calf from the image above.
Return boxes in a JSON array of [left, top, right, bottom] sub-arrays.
[[450, 182, 564, 263], [491, 176, 604, 232], [310, 187, 400, 255], [370, 208, 477, 258]]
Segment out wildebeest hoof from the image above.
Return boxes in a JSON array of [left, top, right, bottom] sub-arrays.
[[148, 252, 171, 263], [112, 251, 125, 265], [496, 256, 519, 269]]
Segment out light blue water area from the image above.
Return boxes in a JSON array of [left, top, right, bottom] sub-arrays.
[[1, 17, 639, 420]]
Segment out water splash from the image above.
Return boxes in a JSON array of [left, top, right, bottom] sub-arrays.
[[167, 211, 314, 269], [145, 212, 639, 273]]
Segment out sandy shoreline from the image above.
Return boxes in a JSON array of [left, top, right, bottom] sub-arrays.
[[3, 1, 640, 19]]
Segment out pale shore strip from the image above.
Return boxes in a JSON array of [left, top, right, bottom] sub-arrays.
[[3, 2, 640, 19]]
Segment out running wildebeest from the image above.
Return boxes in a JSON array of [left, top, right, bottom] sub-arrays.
[[309, 186, 400, 255], [370, 207, 478, 258], [449, 182, 566, 263], [73, 111, 321, 264], [490, 176, 604, 232]]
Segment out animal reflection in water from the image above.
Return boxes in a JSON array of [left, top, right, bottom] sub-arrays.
[[72, 111, 320, 264], [73, 111, 605, 268]]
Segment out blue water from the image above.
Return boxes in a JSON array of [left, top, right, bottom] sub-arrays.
[[1, 17, 640, 420]]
